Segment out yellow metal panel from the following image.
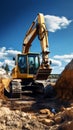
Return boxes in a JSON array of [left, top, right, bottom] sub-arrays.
[[12, 65, 34, 79]]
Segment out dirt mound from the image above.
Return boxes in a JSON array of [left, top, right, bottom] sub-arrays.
[[55, 59, 73, 100], [0, 97, 73, 130], [0, 78, 6, 100], [0, 77, 11, 100]]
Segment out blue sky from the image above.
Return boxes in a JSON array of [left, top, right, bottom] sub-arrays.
[[0, 0, 73, 74]]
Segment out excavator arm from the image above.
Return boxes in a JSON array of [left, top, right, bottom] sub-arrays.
[[22, 13, 51, 79], [23, 13, 49, 65], [22, 21, 37, 53], [11, 13, 51, 80]]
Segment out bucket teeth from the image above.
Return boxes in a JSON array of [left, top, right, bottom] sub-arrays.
[[35, 68, 52, 80]]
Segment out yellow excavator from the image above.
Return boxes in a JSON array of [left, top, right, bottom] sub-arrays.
[[4, 13, 52, 98]]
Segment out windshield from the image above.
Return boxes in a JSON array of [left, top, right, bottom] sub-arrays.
[[18, 55, 27, 73], [28, 54, 40, 74], [18, 53, 40, 74]]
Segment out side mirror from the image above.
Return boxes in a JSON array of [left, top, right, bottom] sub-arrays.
[[50, 60, 52, 65], [13, 57, 16, 65], [13, 57, 15, 61]]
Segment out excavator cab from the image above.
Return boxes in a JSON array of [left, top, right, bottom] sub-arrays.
[[12, 53, 41, 79], [18, 53, 40, 75]]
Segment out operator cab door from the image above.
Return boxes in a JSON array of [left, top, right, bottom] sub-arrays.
[[18, 54, 27, 73], [28, 53, 40, 74], [18, 53, 40, 75]]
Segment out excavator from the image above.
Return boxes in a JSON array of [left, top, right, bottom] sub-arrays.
[[4, 13, 52, 98]]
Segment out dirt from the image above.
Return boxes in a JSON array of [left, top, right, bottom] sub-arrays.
[[0, 59, 73, 130], [55, 59, 73, 100], [0, 93, 73, 130]]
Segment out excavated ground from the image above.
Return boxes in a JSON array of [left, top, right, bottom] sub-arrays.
[[0, 92, 73, 130], [0, 58, 73, 130]]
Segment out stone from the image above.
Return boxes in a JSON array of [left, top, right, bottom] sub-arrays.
[[60, 106, 66, 111], [40, 108, 51, 114], [54, 116, 62, 124], [41, 118, 54, 126], [59, 121, 73, 130]]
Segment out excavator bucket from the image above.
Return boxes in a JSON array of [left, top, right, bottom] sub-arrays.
[[35, 67, 52, 80]]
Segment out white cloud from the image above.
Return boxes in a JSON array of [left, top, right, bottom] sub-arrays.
[[0, 47, 21, 70], [0, 47, 21, 60], [4, 59, 15, 67], [50, 58, 62, 67], [51, 66, 64, 74], [45, 15, 72, 32], [50, 53, 73, 74], [0, 68, 6, 75], [49, 58, 63, 74], [0, 47, 8, 59], [54, 53, 73, 63], [0, 47, 72, 74], [0, 47, 6, 52], [0, 62, 3, 67], [6, 49, 21, 57]]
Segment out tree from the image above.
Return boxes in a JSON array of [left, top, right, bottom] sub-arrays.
[[2, 64, 10, 74]]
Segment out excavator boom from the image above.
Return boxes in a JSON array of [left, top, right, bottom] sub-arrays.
[[23, 13, 49, 64], [21, 13, 52, 80]]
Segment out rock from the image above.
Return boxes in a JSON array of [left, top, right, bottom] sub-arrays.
[[40, 108, 54, 118], [59, 120, 73, 130], [41, 118, 54, 126], [64, 107, 73, 120], [22, 123, 30, 130], [31, 115, 37, 119], [54, 116, 62, 124], [49, 124, 60, 130], [52, 106, 73, 128], [0, 107, 11, 115], [60, 106, 66, 111], [40, 108, 51, 114], [21, 111, 27, 117]]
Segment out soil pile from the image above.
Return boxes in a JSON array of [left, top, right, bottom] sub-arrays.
[[0, 78, 5, 100], [55, 59, 73, 99], [0, 104, 48, 130], [0, 77, 11, 100], [0, 97, 73, 130]]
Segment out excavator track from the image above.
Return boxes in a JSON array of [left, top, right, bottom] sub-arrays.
[[4, 79, 45, 98]]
